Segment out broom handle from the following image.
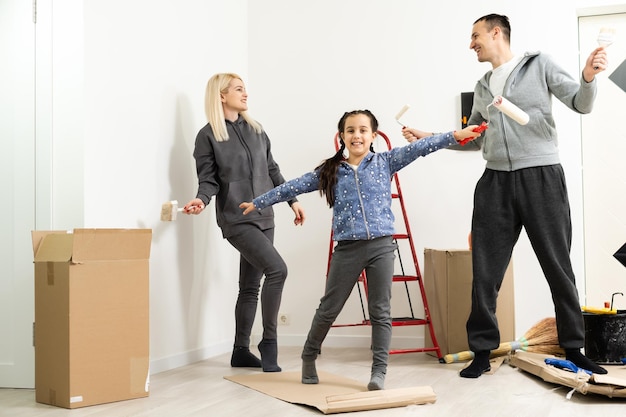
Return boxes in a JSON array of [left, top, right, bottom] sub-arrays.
[[444, 341, 522, 364]]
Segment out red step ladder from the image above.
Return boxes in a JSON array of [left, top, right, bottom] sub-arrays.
[[327, 131, 443, 361]]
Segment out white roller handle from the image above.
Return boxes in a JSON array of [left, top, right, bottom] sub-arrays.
[[492, 96, 529, 125]]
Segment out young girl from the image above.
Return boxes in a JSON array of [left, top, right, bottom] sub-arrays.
[[240, 110, 480, 389]]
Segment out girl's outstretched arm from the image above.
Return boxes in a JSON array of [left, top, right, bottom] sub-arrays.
[[241, 199, 305, 225]]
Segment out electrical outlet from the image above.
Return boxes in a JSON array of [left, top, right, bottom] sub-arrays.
[[278, 313, 290, 325]]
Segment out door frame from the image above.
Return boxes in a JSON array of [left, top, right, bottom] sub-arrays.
[[0, 0, 52, 389], [578, 5, 626, 308]]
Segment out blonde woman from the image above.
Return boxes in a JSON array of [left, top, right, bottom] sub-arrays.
[[185, 73, 305, 372]]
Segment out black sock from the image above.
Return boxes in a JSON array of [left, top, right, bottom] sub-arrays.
[[230, 346, 262, 368], [565, 349, 608, 375], [460, 351, 491, 378]]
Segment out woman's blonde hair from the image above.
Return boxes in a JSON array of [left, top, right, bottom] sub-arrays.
[[204, 73, 262, 142]]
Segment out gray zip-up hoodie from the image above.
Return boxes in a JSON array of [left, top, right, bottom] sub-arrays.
[[193, 116, 295, 238], [466, 51, 597, 171]]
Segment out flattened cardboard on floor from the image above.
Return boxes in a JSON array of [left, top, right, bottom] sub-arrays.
[[32, 228, 151, 409], [424, 249, 515, 356], [510, 351, 626, 398], [225, 371, 436, 414]]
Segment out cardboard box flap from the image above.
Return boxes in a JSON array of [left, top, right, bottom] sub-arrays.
[[33, 232, 74, 262], [72, 229, 152, 262], [32, 230, 71, 258]]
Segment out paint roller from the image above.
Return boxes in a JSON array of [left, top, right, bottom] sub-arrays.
[[595, 27, 615, 70], [491, 95, 529, 125], [459, 95, 527, 145], [458, 96, 526, 145], [395, 104, 410, 127]]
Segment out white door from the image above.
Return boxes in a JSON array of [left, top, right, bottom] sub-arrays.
[[0, 0, 36, 388], [579, 12, 626, 309]]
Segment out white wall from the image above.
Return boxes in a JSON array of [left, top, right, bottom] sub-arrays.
[[41, 0, 625, 374], [247, 0, 626, 347], [82, 0, 249, 371], [46, 0, 250, 373]]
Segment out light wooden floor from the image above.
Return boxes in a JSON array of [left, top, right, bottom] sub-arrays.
[[1, 346, 625, 417]]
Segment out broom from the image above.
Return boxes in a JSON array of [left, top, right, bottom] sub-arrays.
[[444, 317, 565, 364]]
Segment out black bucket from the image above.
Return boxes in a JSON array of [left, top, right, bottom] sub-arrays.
[[583, 312, 626, 364]]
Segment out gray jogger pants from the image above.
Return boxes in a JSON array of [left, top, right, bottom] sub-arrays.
[[466, 165, 584, 352]]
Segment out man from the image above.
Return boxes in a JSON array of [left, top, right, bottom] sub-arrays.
[[403, 13, 609, 378], [462, 13, 608, 378]]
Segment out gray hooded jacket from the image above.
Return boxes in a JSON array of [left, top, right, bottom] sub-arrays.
[[194, 116, 295, 238], [466, 51, 597, 171]]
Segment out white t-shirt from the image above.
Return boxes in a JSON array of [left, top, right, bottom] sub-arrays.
[[490, 55, 523, 96]]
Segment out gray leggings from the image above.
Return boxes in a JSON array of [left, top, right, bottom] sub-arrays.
[[226, 227, 287, 347], [302, 236, 396, 373]]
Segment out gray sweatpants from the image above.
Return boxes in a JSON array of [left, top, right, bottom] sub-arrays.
[[302, 236, 396, 374], [227, 226, 287, 347], [466, 165, 584, 352]]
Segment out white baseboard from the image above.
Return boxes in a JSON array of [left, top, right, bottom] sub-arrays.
[[150, 334, 426, 374], [149, 339, 232, 374]]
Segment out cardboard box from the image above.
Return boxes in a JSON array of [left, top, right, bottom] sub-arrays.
[[31, 228, 151, 409], [424, 249, 515, 356]]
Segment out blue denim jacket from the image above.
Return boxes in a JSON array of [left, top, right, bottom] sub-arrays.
[[253, 132, 457, 241]]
